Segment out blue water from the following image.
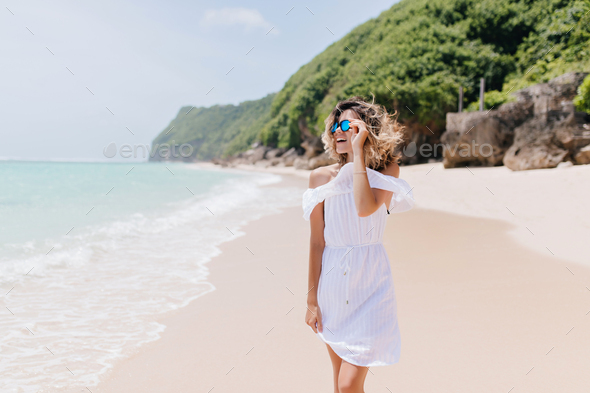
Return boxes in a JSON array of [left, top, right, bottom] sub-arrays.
[[0, 161, 240, 249], [0, 161, 304, 392]]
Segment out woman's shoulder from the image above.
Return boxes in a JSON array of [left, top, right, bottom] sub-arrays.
[[308, 163, 339, 189], [377, 161, 400, 179]]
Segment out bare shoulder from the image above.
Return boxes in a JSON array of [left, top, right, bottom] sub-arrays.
[[380, 161, 400, 179], [308, 163, 339, 189]]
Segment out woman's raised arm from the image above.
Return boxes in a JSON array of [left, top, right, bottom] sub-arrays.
[[348, 118, 399, 217]]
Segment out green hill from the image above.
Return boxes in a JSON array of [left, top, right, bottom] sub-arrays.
[[150, 93, 275, 161], [153, 0, 590, 161]]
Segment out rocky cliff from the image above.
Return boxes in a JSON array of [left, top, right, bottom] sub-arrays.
[[440, 73, 590, 170]]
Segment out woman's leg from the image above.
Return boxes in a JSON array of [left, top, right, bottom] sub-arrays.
[[337, 360, 369, 393], [326, 344, 342, 393]]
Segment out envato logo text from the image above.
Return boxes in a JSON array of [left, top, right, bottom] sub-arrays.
[[103, 142, 194, 159], [403, 141, 494, 158]]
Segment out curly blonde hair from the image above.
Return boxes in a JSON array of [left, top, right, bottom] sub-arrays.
[[321, 95, 405, 171]]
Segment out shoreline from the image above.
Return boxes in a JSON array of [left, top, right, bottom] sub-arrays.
[[194, 161, 590, 268], [188, 161, 313, 180], [90, 163, 590, 392]]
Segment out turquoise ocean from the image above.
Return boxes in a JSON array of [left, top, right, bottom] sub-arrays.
[[0, 161, 303, 392]]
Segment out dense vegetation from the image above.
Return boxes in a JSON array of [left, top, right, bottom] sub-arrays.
[[151, 93, 275, 160], [574, 74, 590, 112], [152, 0, 590, 160]]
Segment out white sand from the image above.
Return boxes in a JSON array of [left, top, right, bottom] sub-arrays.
[[228, 161, 590, 268], [89, 162, 590, 393]]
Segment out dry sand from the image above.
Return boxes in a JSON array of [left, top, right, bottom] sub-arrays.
[[92, 163, 590, 393]]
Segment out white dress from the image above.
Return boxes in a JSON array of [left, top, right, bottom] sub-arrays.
[[302, 161, 415, 367]]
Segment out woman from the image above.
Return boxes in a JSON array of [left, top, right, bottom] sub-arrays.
[[302, 96, 415, 393]]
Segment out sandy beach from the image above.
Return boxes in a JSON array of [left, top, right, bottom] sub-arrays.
[[92, 162, 590, 393]]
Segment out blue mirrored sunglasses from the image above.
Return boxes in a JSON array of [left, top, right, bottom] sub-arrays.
[[331, 119, 351, 133]]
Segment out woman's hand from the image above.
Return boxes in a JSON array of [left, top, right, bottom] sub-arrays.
[[348, 118, 369, 155], [305, 301, 323, 333]]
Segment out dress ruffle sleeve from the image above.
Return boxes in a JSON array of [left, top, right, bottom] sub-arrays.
[[301, 163, 415, 220], [301, 187, 325, 221], [301, 180, 351, 221], [366, 168, 415, 213], [302, 165, 353, 221]]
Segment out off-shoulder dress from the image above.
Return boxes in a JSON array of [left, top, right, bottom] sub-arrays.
[[302, 162, 415, 367]]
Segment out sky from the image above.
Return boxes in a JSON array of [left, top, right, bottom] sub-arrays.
[[0, 0, 399, 161]]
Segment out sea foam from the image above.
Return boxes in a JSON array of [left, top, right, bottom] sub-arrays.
[[0, 165, 303, 392]]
